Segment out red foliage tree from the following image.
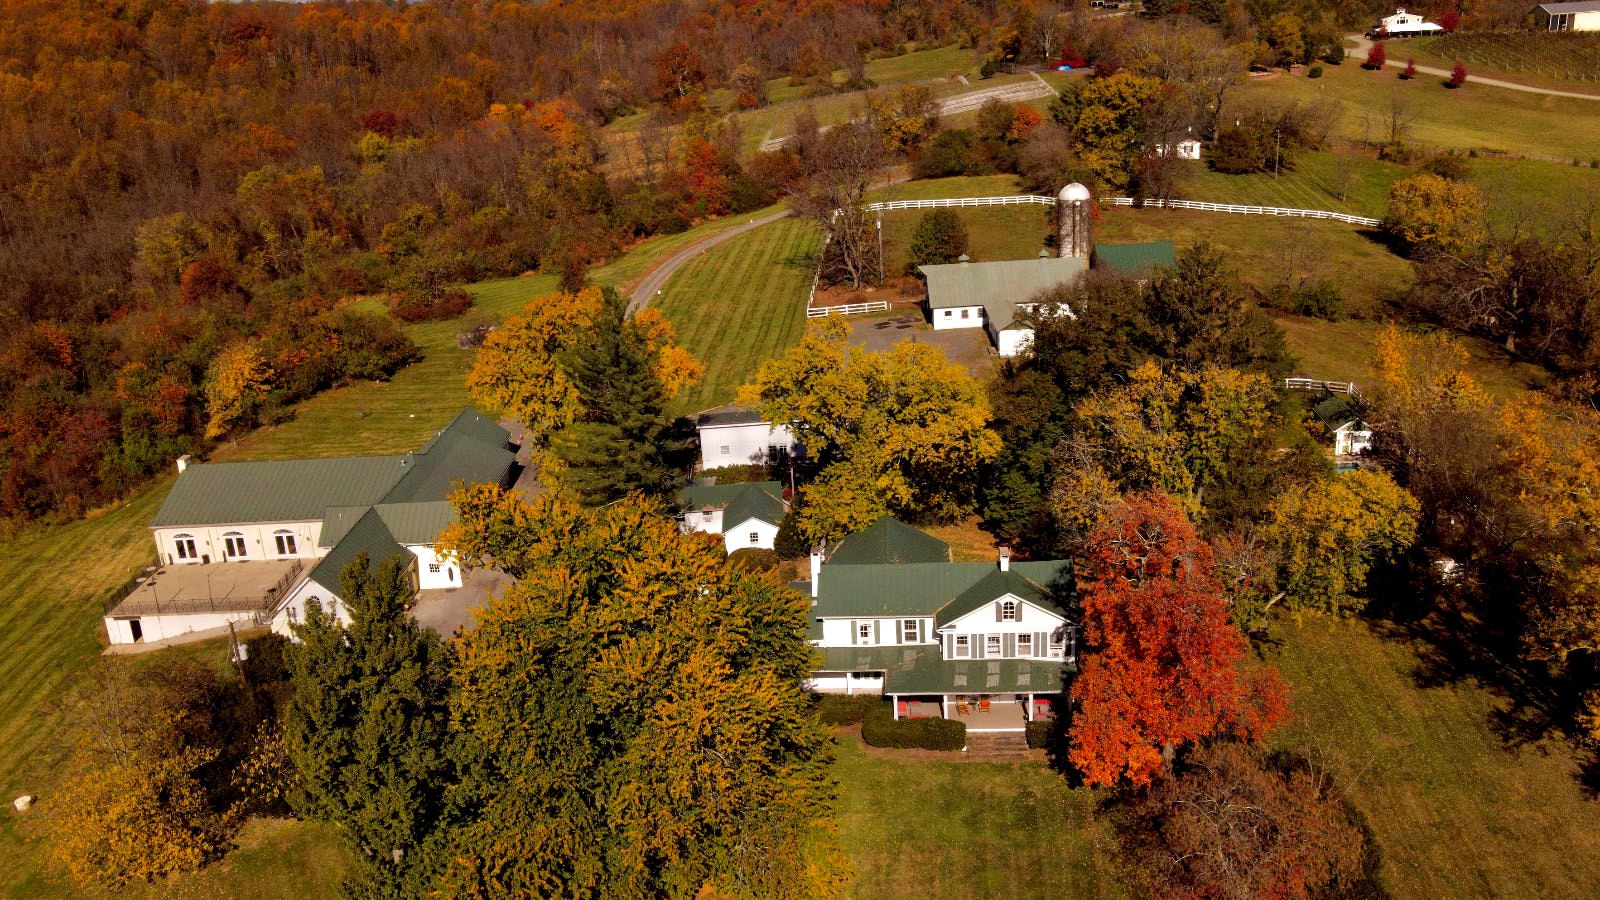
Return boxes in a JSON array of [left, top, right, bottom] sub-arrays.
[[654, 43, 708, 108], [1440, 9, 1461, 32], [1402, 59, 1418, 79], [1449, 60, 1468, 88], [1068, 494, 1289, 787], [361, 108, 399, 137], [1364, 42, 1387, 70], [683, 138, 733, 216]]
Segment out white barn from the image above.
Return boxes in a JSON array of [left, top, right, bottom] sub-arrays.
[[920, 253, 1086, 358], [1373, 8, 1444, 35], [106, 409, 516, 646]]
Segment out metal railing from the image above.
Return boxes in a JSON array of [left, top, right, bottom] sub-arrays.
[[107, 559, 305, 618]]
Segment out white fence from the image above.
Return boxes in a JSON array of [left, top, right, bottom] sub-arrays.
[[1285, 377, 1362, 397], [807, 300, 891, 318], [862, 195, 1055, 213], [1103, 197, 1381, 227]]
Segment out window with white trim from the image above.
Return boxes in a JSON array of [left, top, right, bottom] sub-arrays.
[[960, 308, 970, 319], [857, 622, 873, 645], [223, 532, 247, 559], [985, 634, 1002, 658], [1016, 633, 1033, 657], [1000, 600, 1018, 621], [1050, 628, 1067, 657], [954, 635, 970, 658], [719, 445, 730, 455], [749, 532, 760, 544], [273, 530, 297, 556], [942, 310, 952, 317], [174, 534, 198, 561], [702, 509, 713, 520], [901, 620, 918, 643]]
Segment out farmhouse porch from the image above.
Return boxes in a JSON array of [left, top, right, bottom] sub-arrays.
[[889, 693, 1058, 733]]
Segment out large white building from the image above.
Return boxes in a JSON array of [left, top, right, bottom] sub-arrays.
[[801, 519, 1076, 733], [105, 409, 516, 646], [1372, 7, 1444, 35], [1534, 1, 1600, 30], [921, 252, 1086, 357]]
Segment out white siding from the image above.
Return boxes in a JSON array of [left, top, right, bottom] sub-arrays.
[[724, 517, 780, 553], [104, 610, 261, 645], [807, 674, 851, 694], [931, 306, 986, 330], [816, 617, 933, 647], [154, 521, 321, 566], [821, 618, 856, 645], [940, 594, 1070, 660], [409, 545, 460, 590], [697, 422, 798, 471], [680, 508, 725, 536], [996, 326, 1034, 357]]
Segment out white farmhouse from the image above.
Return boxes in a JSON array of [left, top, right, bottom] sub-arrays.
[[1315, 395, 1374, 457], [695, 406, 800, 471], [1373, 8, 1444, 35], [106, 408, 516, 646], [677, 480, 788, 553], [1534, 1, 1600, 30], [801, 522, 1075, 734]]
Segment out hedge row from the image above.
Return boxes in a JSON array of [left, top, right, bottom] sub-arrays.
[[815, 694, 877, 725], [1025, 721, 1051, 749], [860, 705, 966, 751]]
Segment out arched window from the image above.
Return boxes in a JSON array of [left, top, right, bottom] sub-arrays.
[[273, 529, 297, 556], [222, 531, 247, 559], [173, 533, 198, 561], [1000, 600, 1018, 621]]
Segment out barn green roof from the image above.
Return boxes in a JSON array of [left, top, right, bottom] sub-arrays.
[[811, 560, 1073, 619], [1093, 241, 1178, 278], [306, 507, 409, 594], [919, 255, 1087, 329], [827, 517, 950, 566]]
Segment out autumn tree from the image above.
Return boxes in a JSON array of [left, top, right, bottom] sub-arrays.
[[1449, 60, 1468, 88], [285, 553, 453, 891], [1263, 470, 1420, 615], [654, 43, 708, 110], [548, 288, 686, 505], [906, 208, 969, 272], [1115, 742, 1369, 899], [1364, 41, 1387, 70], [1056, 70, 1162, 188], [203, 341, 275, 439], [868, 85, 940, 156], [1384, 174, 1489, 256], [1069, 494, 1288, 787], [739, 319, 1000, 539], [790, 123, 886, 289], [431, 489, 843, 896]]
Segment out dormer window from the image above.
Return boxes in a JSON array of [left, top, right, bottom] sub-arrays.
[[1000, 600, 1018, 621]]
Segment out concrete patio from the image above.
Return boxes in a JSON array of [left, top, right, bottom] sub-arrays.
[[109, 559, 304, 618], [413, 566, 512, 636]]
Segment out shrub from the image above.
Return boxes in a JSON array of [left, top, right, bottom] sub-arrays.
[[1308, 66, 1323, 79], [1025, 720, 1051, 749], [1209, 124, 1270, 174], [1284, 281, 1346, 320], [774, 515, 810, 559], [1418, 152, 1470, 181], [816, 694, 877, 725], [728, 547, 779, 572], [391, 288, 473, 323], [1363, 42, 1386, 70], [860, 703, 966, 750], [912, 129, 989, 179]]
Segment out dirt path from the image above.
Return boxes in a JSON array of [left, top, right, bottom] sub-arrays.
[[1346, 34, 1600, 101]]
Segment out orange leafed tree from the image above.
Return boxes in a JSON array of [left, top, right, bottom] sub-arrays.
[[1069, 493, 1288, 787]]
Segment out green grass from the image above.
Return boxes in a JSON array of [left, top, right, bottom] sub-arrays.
[[1236, 59, 1600, 160], [831, 736, 1125, 899], [869, 174, 1025, 201], [1180, 151, 1406, 219], [879, 204, 1053, 276], [1409, 32, 1600, 86], [1273, 315, 1546, 400], [654, 217, 820, 414], [1266, 615, 1600, 898], [1095, 207, 1412, 316]]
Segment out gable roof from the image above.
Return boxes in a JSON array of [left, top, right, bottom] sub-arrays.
[[1537, 1, 1600, 12], [151, 409, 512, 529], [678, 481, 787, 526], [1093, 241, 1178, 278], [812, 560, 1073, 618], [696, 405, 769, 429], [828, 517, 950, 566], [306, 507, 409, 594], [934, 568, 1053, 627], [1313, 395, 1365, 429], [321, 500, 457, 549], [920, 256, 1087, 329]]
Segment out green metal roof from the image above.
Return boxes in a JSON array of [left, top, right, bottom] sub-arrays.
[[812, 560, 1073, 619], [828, 517, 949, 566], [1093, 241, 1177, 278], [153, 456, 409, 527], [815, 645, 1070, 694], [306, 507, 409, 594], [934, 568, 1055, 627], [1313, 395, 1364, 429], [696, 405, 768, 428], [151, 408, 512, 529], [678, 481, 786, 526], [920, 256, 1086, 329]]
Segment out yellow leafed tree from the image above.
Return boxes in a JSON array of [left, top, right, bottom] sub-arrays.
[[202, 341, 274, 439]]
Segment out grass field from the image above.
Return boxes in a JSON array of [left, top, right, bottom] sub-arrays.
[[1273, 315, 1546, 400], [1409, 32, 1600, 86], [831, 736, 1125, 899], [1267, 615, 1600, 898], [879, 203, 1054, 275], [1235, 60, 1600, 161], [654, 218, 819, 414], [1180, 151, 1406, 218]]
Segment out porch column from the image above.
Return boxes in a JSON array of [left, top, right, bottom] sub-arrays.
[[891, 694, 899, 720], [1026, 692, 1033, 722], [941, 695, 949, 719]]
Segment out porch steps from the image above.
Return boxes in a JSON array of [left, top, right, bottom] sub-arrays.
[[963, 731, 1035, 758]]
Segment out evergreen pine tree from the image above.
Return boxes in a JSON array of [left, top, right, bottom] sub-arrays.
[[551, 287, 683, 503], [284, 553, 453, 894]]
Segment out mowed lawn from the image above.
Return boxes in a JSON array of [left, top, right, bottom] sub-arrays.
[[1274, 315, 1546, 400], [879, 203, 1054, 275], [831, 737, 1126, 899], [1234, 60, 1600, 161], [655, 217, 819, 414], [1179, 151, 1406, 218], [1267, 616, 1600, 898]]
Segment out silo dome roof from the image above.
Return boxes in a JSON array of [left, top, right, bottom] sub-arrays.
[[1059, 183, 1092, 202]]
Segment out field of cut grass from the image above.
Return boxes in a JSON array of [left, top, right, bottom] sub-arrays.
[[1267, 615, 1600, 898], [1409, 32, 1600, 86], [1095, 206, 1412, 316], [1180, 151, 1406, 218], [1273, 315, 1546, 400], [1235, 60, 1600, 160], [653, 217, 820, 414], [831, 736, 1125, 899], [879, 203, 1054, 276]]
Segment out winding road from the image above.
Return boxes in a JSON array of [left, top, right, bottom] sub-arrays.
[[1346, 34, 1600, 101]]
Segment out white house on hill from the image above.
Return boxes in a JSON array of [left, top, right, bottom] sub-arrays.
[[695, 406, 801, 471], [800, 525, 1076, 734], [106, 408, 516, 646], [1372, 7, 1444, 35]]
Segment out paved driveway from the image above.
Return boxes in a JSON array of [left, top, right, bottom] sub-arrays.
[[846, 313, 998, 379], [412, 567, 511, 637]]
